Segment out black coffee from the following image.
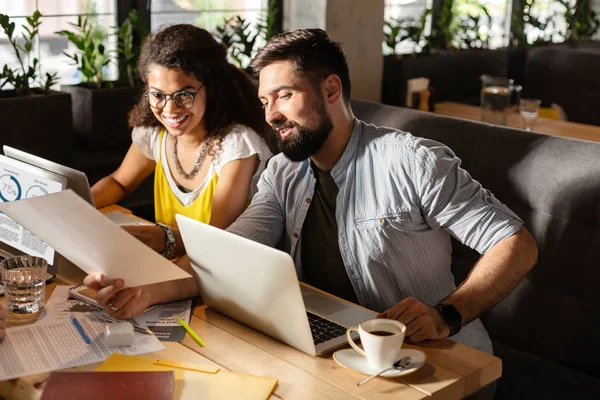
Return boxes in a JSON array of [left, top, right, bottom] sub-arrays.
[[370, 330, 395, 337]]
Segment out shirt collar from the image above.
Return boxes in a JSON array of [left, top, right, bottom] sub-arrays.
[[330, 117, 361, 181]]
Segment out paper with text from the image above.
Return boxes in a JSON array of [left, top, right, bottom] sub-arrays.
[[0, 316, 164, 381], [0, 190, 191, 287]]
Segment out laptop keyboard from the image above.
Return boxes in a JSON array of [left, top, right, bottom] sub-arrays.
[[307, 311, 347, 345]]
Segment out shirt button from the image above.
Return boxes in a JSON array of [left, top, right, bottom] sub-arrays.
[[309, 169, 313, 175], [379, 218, 385, 225], [293, 232, 299, 239], [305, 198, 311, 204], [486, 197, 493, 205]]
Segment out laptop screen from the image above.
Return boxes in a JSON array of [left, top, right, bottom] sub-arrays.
[[0, 156, 66, 266]]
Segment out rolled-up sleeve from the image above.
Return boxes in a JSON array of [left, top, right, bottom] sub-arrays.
[[411, 139, 523, 254], [226, 158, 285, 247]]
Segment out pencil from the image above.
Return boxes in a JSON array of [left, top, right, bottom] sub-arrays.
[[177, 317, 205, 347], [72, 316, 91, 344]]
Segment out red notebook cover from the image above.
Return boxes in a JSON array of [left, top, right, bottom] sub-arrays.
[[40, 371, 174, 400]]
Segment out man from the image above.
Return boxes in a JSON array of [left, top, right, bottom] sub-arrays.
[[85, 29, 537, 354]]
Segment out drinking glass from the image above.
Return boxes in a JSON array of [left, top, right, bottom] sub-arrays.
[[480, 75, 522, 126], [0, 255, 47, 324], [519, 98, 541, 131]]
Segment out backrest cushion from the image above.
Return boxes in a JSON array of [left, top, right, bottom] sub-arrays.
[[524, 47, 600, 126]]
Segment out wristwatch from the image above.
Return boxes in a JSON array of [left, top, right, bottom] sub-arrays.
[[434, 303, 462, 337], [155, 222, 176, 259]]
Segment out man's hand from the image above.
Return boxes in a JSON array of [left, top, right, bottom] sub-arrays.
[[83, 274, 154, 320], [0, 303, 6, 339], [378, 297, 450, 342]]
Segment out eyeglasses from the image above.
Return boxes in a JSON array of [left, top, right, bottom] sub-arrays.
[[144, 85, 204, 109]]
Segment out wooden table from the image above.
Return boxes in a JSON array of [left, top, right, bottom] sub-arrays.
[[434, 101, 600, 142], [1, 207, 502, 400]]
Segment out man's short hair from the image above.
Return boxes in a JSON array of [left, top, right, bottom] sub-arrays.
[[250, 28, 351, 102]]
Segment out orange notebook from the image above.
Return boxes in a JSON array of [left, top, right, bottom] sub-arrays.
[[40, 371, 175, 400]]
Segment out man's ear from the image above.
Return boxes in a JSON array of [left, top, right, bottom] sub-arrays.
[[322, 74, 343, 105]]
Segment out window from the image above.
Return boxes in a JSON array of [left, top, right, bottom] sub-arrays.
[[151, 0, 267, 32], [151, 0, 269, 68], [523, 0, 570, 44], [453, 0, 510, 49], [384, 0, 510, 52], [384, 0, 432, 54], [0, 0, 117, 88]]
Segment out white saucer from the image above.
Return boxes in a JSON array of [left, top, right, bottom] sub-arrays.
[[333, 348, 426, 378]]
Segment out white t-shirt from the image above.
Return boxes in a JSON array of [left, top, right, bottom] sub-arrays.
[[131, 124, 272, 206]]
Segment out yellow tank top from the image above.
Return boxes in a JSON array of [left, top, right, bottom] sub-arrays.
[[154, 130, 218, 228]]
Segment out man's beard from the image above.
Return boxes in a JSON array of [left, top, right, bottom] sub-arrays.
[[273, 100, 333, 162]]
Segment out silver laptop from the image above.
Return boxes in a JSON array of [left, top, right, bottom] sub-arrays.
[[176, 213, 376, 356], [0, 155, 69, 294], [3, 145, 95, 206]]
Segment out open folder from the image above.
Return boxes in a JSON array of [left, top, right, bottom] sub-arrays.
[[0, 190, 191, 287], [97, 353, 278, 400]]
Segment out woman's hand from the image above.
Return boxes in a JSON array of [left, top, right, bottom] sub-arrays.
[[122, 225, 167, 253], [83, 274, 155, 319]]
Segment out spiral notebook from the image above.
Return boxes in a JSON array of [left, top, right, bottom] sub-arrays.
[[68, 283, 104, 310]]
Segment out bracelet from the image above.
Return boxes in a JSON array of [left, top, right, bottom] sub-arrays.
[[155, 222, 176, 259]]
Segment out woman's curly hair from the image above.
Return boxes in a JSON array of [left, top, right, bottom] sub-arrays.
[[129, 24, 266, 141]]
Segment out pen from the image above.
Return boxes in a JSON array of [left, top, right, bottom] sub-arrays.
[[177, 317, 205, 347], [71, 316, 91, 344]]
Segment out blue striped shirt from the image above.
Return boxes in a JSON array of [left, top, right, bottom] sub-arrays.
[[228, 118, 523, 353]]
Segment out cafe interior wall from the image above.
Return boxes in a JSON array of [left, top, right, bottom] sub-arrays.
[[283, 0, 385, 102]]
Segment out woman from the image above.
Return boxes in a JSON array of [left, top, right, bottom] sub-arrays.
[[92, 24, 271, 258]]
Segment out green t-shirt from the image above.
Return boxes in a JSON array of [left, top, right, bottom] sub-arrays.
[[301, 163, 359, 304]]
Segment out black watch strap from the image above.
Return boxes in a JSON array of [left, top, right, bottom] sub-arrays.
[[435, 303, 462, 337]]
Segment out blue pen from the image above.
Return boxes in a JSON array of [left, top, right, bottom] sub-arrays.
[[71, 316, 91, 344]]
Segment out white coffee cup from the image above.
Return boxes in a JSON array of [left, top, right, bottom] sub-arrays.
[[346, 318, 406, 369]]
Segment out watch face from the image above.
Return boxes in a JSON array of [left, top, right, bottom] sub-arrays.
[[440, 304, 462, 324]]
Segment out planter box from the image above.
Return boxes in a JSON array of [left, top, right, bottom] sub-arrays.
[[382, 49, 509, 107], [61, 84, 140, 150], [0, 90, 73, 160]]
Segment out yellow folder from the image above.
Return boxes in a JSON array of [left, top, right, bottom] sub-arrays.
[[97, 353, 277, 400]]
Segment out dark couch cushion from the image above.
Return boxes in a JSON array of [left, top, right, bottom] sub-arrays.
[[351, 99, 600, 381], [524, 47, 600, 126], [382, 49, 508, 107], [493, 340, 600, 399]]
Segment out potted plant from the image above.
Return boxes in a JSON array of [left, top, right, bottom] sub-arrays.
[[0, 11, 73, 160], [558, 0, 600, 45], [214, 0, 280, 72], [56, 12, 145, 151]]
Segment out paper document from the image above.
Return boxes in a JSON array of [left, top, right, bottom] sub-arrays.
[[42, 286, 191, 342], [0, 315, 164, 381], [134, 299, 193, 342], [0, 190, 191, 287], [98, 353, 278, 400]]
